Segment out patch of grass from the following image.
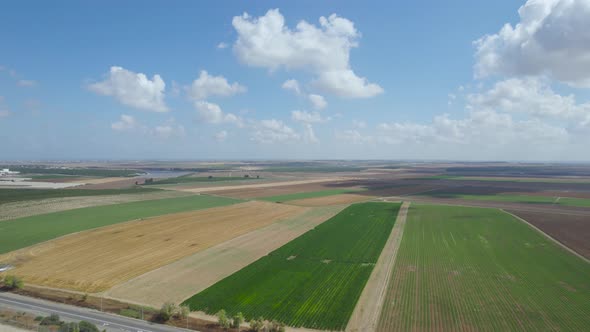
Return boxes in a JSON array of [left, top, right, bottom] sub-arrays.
[[0, 195, 242, 254], [119, 308, 141, 319], [183, 202, 401, 330], [259, 188, 364, 203], [377, 204, 590, 331], [0, 187, 162, 205], [145, 175, 260, 185]]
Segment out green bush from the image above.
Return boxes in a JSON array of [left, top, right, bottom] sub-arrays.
[[2, 275, 24, 290], [216, 309, 230, 329]]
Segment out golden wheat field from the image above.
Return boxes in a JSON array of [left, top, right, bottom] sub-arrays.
[[1, 201, 306, 293]]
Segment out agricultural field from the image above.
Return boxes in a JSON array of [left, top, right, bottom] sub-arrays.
[[507, 210, 590, 260], [1, 201, 305, 292], [0, 190, 190, 221], [377, 205, 590, 331], [106, 205, 345, 307], [424, 175, 590, 183], [183, 202, 401, 330], [288, 193, 372, 206], [144, 175, 261, 186], [259, 188, 364, 203], [419, 192, 590, 208], [0, 194, 241, 254], [0, 187, 161, 205]]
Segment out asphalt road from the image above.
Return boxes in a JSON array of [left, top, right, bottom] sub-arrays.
[[0, 292, 190, 332]]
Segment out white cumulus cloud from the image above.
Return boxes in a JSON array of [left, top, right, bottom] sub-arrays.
[[111, 114, 139, 131], [250, 119, 300, 144], [291, 110, 329, 123], [214, 130, 228, 142], [194, 101, 242, 125], [90, 66, 169, 112], [187, 70, 246, 100], [474, 0, 590, 87], [233, 9, 383, 98]]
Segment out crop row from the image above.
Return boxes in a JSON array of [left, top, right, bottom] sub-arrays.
[[377, 204, 590, 331]]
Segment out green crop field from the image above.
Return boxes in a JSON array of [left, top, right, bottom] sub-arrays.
[[0, 187, 163, 205], [0, 195, 242, 255], [377, 204, 590, 332], [422, 192, 590, 208], [183, 202, 401, 330], [259, 188, 364, 203]]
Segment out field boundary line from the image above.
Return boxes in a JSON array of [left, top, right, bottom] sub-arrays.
[[501, 209, 590, 264], [345, 201, 410, 332]]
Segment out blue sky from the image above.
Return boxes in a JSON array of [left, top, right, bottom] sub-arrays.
[[1, 0, 589, 161]]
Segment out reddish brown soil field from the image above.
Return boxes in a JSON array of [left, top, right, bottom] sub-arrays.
[[507, 210, 590, 259]]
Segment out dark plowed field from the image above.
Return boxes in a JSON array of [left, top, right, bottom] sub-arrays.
[[507, 210, 590, 260]]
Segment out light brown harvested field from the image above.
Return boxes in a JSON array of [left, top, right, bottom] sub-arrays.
[[0, 190, 190, 221], [74, 177, 127, 184], [105, 205, 346, 307], [288, 194, 373, 207], [1, 201, 306, 293]]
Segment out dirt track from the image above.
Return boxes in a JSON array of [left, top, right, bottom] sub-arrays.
[[1, 201, 305, 293], [105, 205, 345, 307], [346, 202, 409, 332]]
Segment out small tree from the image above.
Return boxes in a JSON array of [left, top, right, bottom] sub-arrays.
[[81, 293, 88, 302], [249, 316, 265, 332], [231, 312, 244, 328], [158, 302, 176, 322], [217, 309, 230, 329], [2, 275, 24, 290]]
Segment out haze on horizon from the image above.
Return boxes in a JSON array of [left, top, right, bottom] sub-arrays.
[[1, 0, 590, 161]]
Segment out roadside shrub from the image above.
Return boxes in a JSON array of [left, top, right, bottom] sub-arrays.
[[157, 302, 177, 322], [216, 309, 230, 329], [78, 321, 100, 332], [2, 275, 24, 290], [232, 312, 244, 328], [40, 314, 62, 326], [59, 322, 79, 332]]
